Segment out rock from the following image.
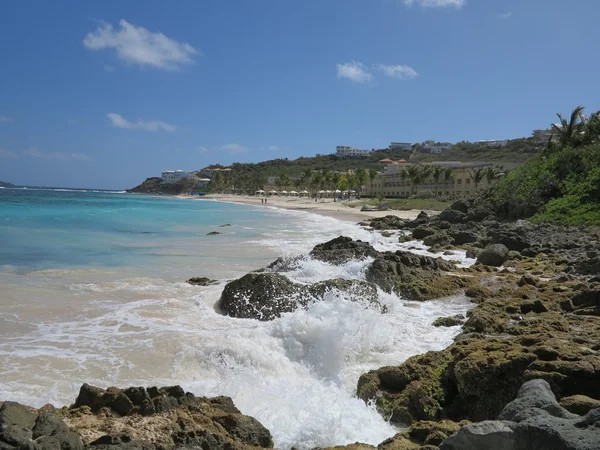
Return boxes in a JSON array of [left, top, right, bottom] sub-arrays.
[[497, 379, 574, 422], [560, 395, 600, 416], [465, 247, 481, 259], [466, 206, 491, 222], [186, 277, 217, 286], [309, 236, 378, 265], [520, 299, 548, 314], [439, 421, 515, 450], [476, 244, 509, 267], [488, 229, 530, 252], [33, 412, 84, 450], [368, 216, 406, 230], [432, 315, 464, 327], [218, 273, 303, 321], [439, 209, 465, 224], [74, 384, 134, 416], [450, 199, 470, 214], [218, 272, 386, 321], [0, 401, 38, 447], [412, 227, 435, 240], [423, 233, 452, 247], [449, 230, 479, 245], [365, 251, 468, 301], [214, 415, 273, 447], [206, 231, 221, 236], [508, 250, 522, 260], [219, 224, 232, 227]]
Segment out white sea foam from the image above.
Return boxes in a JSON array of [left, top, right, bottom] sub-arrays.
[[0, 205, 473, 449]]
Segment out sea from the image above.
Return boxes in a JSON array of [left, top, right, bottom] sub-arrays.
[[0, 187, 475, 449]]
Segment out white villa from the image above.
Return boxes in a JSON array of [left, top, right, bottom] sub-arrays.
[[161, 170, 190, 184], [335, 146, 370, 158]]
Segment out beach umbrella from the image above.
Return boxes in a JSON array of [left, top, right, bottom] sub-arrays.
[[289, 190, 298, 195], [318, 190, 326, 194], [269, 190, 278, 195], [281, 190, 288, 195], [255, 190, 265, 194], [335, 189, 341, 193]]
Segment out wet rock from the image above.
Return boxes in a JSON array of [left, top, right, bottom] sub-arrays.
[[466, 206, 491, 222], [365, 251, 468, 301], [74, 384, 134, 416], [206, 231, 221, 236], [476, 244, 509, 267], [368, 215, 406, 230], [465, 247, 481, 259], [432, 315, 464, 327], [423, 232, 452, 247], [450, 199, 470, 214], [449, 230, 479, 245], [219, 224, 231, 227], [218, 273, 303, 321], [0, 401, 38, 447], [186, 277, 217, 286], [306, 279, 385, 312], [309, 236, 378, 265], [214, 415, 273, 447], [440, 421, 515, 450]]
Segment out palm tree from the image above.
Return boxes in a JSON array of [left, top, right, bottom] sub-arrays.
[[432, 165, 444, 197], [419, 165, 433, 193], [355, 168, 367, 197], [551, 105, 586, 148], [443, 168, 454, 195], [310, 172, 322, 196], [485, 166, 505, 186], [405, 165, 421, 196], [469, 167, 486, 190], [300, 168, 313, 190], [331, 172, 342, 194], [368, 169, 379, 198], [399, 167, 408, 197], [210, 171, 223, 192]]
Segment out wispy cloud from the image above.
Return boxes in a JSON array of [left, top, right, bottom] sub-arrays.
[[0, 115, 14, 123], [336, 61, 373, 84], [221, 143, 247, 154], [403, 0, 466, 8], [104, 64, 115, 72], [266, 145, 284, 151], [499, 12, 512, 19], [107, 113, 176, 132], [0, 148, 92, 161], [376, 64, 418, 80], [83, 20, 199, 71]]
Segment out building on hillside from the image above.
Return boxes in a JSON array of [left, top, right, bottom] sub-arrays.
[[420, 140, 453, 154], [196, 178, 211, 187], [532, 129, 553, 144], [366, 161, 495, 198], [161, 170, 190, 184], [479, 139, 509, 148], [335, 146, 370, 158], [379, 158, 395, 164], [389, 142, 413, 150]]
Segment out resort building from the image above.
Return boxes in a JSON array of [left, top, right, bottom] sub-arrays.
[[366, 161, 495, 198], [389, 142, 413, 150], [335, 146, 371, 158], [419, 141, 453, 154], [479, 139, 509, 148], [161, 170, 190, 184], [532, 129, 553, 144]]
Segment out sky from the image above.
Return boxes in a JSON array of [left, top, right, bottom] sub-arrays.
[[1, 0, 599, 189]]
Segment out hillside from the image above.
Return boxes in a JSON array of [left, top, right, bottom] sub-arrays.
[[0, 181, 15, 188], [414, 138, 541, 164], [127, 177, 201, 195]]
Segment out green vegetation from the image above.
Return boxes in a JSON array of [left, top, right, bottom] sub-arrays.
[[0, 180, 16, 188], [416, 138, 541, 164], [491, 106, 600, 225]]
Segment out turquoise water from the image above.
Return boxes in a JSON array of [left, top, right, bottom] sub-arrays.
[[0, 188, 472, 449], [0, 188, 309, 279]]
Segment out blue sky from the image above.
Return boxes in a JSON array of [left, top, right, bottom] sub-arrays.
[[1, 0, 599, 189]]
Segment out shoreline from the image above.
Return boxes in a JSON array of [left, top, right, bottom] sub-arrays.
[[179, 193, 423, 222]]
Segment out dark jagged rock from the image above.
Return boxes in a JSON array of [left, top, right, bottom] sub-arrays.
[[441, 379, 600, 450], [186, 277, 218, 286], [476, 244, 509, 267], [368, 215, 406, 231], [218, 272, 385, 320], [309, 236, 378, 265], [412, 227, 436, 240], [219, 224, 232, 227], [439, 209, 465, 224], [432, 315, 464, 327], [450, 200, 470, 214], [206, 231, 221, 236], [423, 232, 452, 247], [365, 251, 469, 301], [560, 395, 600, 415]]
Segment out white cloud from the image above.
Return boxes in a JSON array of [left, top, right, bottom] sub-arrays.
[[221, 143, 247, 154], [336, 61, 373, 84], [403, 0, 466, 8], [0, 149, 19, 159], [104, 65, 115, 72], [107, 113, 176, 132], [83, 20, 199, 71], [266, 145, 283, 151], [0, 115, 14, 123], [499, 12, 512, 19], [376, 64, 418, 80], [0, 148, 92, 161]]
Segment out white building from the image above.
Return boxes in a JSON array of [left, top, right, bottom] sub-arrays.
[[336, 146, 370, 158], [479, 139, 509, 148], [532, 129, 553, 144], [161, 170, 190, 184], [196, 178, 211, 187], [421, 140, 453, 154], [389, 142, 413, 150]]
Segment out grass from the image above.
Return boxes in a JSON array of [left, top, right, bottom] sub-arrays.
[[349, 198, 450, 211]]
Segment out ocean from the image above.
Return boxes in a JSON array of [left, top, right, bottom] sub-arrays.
[[0, 188, 474, 449]]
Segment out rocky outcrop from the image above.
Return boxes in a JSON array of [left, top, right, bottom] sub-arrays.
[[0, 384, 274, 450], [187, 277, 217, 286], [476, 244, 509, 267], [309, 236, 378, 264], [368, 216, 406, 231], [218, 273, 385, 320], [440, 379, 600, 450], [365, 251, 470, 301]]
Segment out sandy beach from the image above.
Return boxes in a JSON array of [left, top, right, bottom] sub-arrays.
[[184, 194, 423, 222]]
